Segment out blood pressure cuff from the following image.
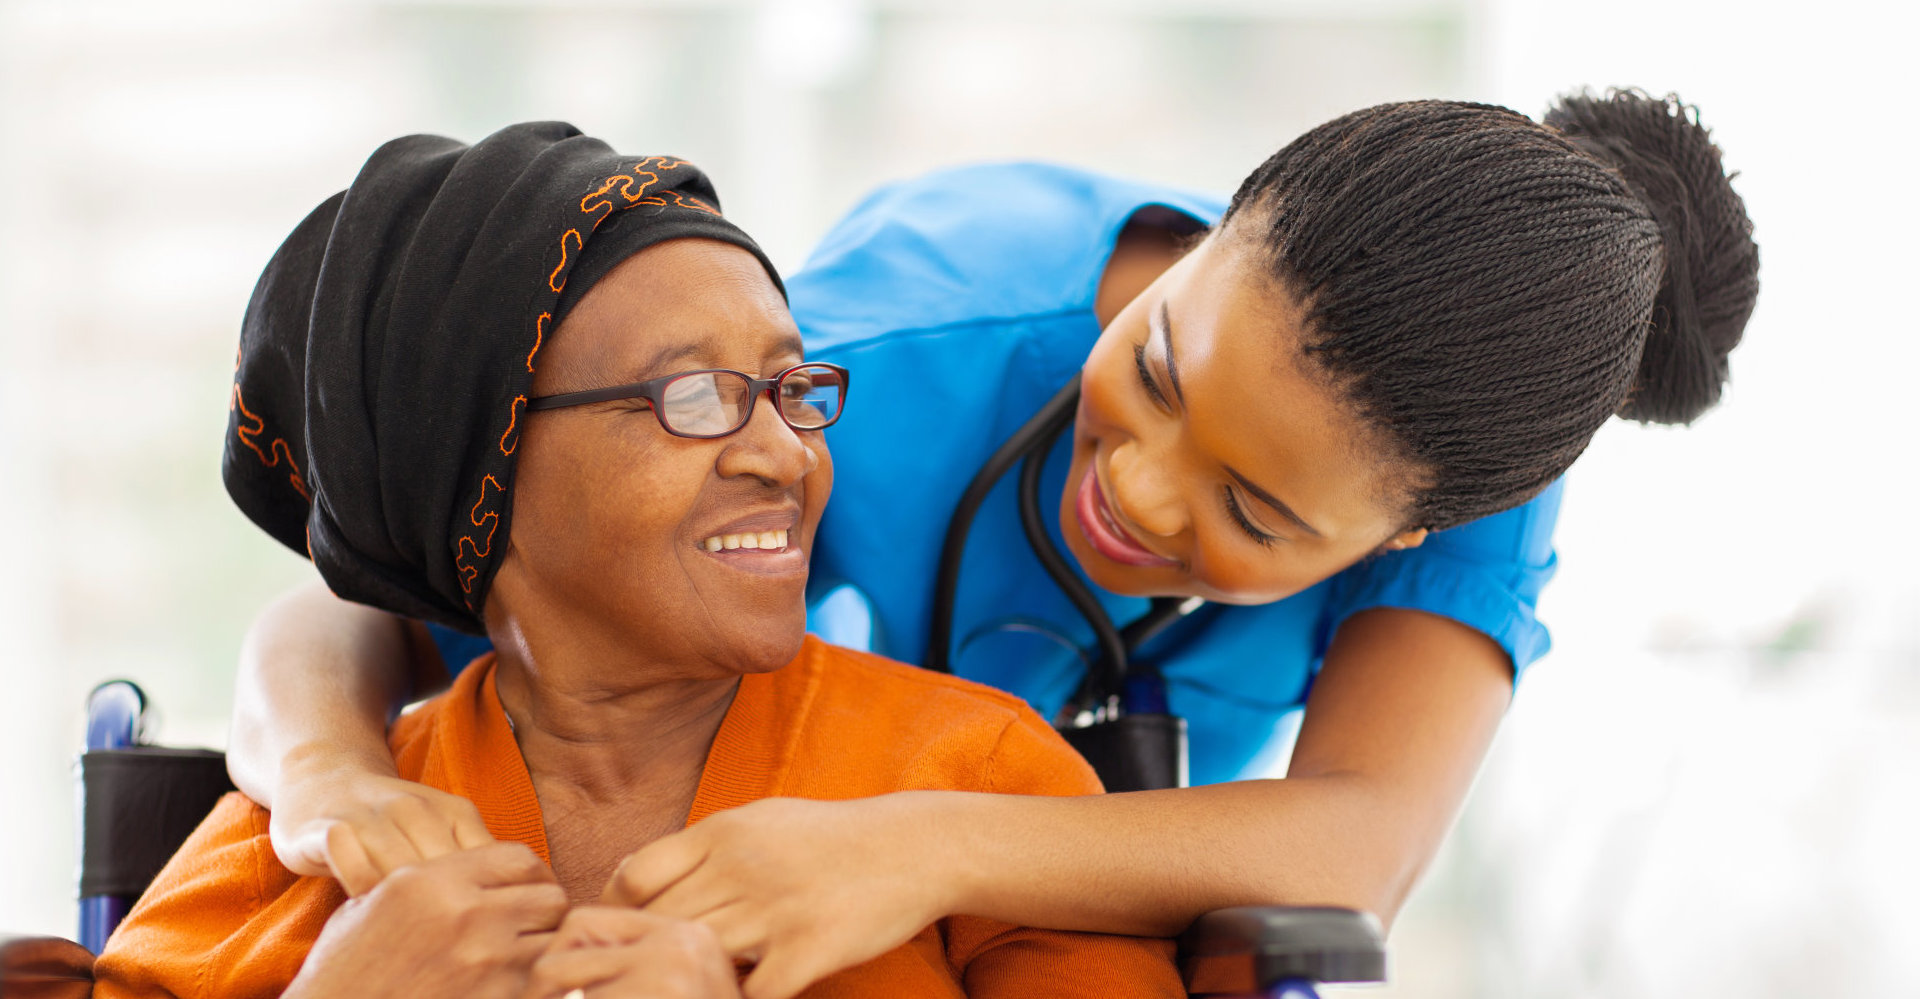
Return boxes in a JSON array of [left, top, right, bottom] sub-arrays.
[[1060, 713, 1189, 793]]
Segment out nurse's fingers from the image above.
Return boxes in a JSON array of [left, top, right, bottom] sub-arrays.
[[631, 870, 744, 929], [382, 790, 467, 864], [347, 815, 427, 885], [672, 901, 765, 966], [321, 821, 385, 897], [740, 942, 836, 999], [600, 831, 709, 908], [450, 799, 495, 850], [446, 840, 561, 889]]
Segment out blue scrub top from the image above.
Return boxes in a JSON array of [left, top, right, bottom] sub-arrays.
[[434, 162, 1562, 786]]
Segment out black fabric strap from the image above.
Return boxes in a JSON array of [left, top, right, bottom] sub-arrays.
[[79, 748, 233, 898]]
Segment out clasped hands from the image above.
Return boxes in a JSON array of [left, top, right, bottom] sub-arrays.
[[274, 777, 943, 999], [283, 840, 737, 999]]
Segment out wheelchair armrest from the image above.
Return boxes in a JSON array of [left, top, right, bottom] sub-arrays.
[[0, 936, 94, 999], [1179, 906, 1386, 994]]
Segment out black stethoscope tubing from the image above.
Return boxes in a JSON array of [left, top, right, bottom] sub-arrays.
[[926, 376, 1200, 709]]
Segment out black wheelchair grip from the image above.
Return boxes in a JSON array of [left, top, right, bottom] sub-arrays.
[[1060, 713, 1187, 793], [1180, 906, 1387, 992], [78, 748, 234, 898]]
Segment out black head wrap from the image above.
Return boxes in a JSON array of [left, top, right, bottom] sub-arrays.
[[225, 121, 782, 633]]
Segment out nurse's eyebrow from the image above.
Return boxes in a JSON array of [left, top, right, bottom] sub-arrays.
[[1227, 467, 1325, 539], [1157, 301, 1186, 405]]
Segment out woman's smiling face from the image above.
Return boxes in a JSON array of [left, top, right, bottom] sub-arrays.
[[487, 239, 831, 679], [1063, 235, 1429, 605]]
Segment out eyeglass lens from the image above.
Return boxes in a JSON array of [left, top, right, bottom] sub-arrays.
[[657, 364, 845, 437]]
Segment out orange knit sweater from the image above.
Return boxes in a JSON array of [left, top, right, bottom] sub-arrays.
[[92, 636, 1182, 998]]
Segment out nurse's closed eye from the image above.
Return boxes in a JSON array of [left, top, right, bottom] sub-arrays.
[[1134, 343, 1170, 408], [1222, 486, 1280, 547]]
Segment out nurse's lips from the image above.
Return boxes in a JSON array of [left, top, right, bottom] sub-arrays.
[[1075, 465, 1179, 568]]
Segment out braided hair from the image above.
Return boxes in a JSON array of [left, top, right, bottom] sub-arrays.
[[1221, 89, 1759, 531]]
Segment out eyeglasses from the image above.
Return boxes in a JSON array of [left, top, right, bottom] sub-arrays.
[[526, 361, 849, 439]]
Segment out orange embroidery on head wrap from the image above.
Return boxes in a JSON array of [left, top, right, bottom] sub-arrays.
[[580, 158, 694, 226], [457, 155, 735, 613], [454, 473, 505, 594], [529, 313, 549, 372], [662, 191, 719, 215], [499, 396, 526, 456], [549, 229, 582, 293], [232, 384, 311, 502], [580, 177, 627, 227]]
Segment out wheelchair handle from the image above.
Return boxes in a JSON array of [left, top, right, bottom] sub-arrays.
[[84, 681, 149, 752], [1180, 905, 1386, 994]]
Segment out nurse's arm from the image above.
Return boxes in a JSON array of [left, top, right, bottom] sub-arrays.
[[228, 580, 492, 894], [943, 604, 1512, 933]]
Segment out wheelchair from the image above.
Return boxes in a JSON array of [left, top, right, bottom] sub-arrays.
[[0, 681, 1386, 998]]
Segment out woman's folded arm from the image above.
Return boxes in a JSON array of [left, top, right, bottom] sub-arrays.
[[941, 607, 1514, 935], [613, 605, 1512, 999]]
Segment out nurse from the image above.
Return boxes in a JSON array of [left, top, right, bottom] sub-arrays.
[[229, 91, 1758, 997]]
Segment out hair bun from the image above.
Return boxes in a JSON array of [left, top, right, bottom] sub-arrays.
[[1545, 89, 1759, 424]]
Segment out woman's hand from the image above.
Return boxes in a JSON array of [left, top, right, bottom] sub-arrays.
[[270, 762, 496, 896], [285, 842, 569, 999], [522, 907, 742, 999], [600, 795, 958, 999]]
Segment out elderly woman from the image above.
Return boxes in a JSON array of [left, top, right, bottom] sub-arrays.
[[91, 124, 1182, 999]]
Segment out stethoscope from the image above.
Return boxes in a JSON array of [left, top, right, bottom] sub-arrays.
[[923, 376, 1205, 787]]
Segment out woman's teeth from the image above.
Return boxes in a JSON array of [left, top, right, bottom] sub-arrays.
[[700, 529, 789, 553]]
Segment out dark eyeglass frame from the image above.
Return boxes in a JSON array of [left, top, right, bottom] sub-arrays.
[[526, 361, 850, 440]]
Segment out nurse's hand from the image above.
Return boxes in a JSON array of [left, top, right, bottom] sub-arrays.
[[522, 908, 742, 999], [272, 766, 496, 896], [601, 795, 954, 999]]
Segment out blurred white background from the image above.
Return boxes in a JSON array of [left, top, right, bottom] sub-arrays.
[[2, 0, 1915, 995]]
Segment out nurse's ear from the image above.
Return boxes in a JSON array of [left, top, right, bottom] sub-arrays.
[[1381, 528, 1428, 553]]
